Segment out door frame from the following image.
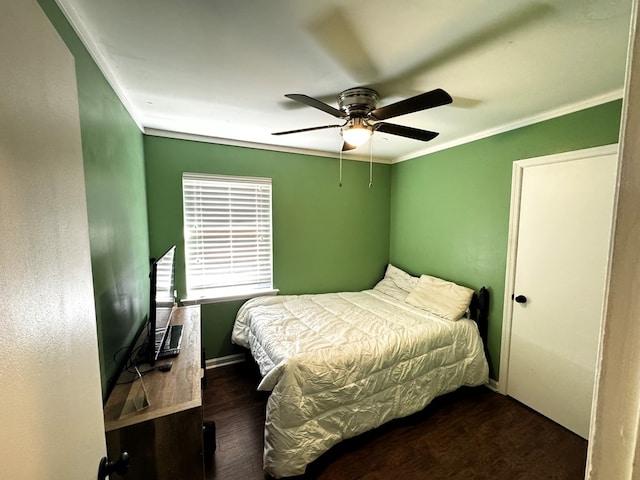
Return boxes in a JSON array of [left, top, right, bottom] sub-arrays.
[[497, 143, 619, 396]]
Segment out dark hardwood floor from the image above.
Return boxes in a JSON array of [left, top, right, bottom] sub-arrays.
[[203, 361, 587, 480]]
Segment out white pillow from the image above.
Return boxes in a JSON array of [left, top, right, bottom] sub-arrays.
[[405, 274, 474, 321], [373, 278, 410, 301], [384, 264, 419, 292], [373, 264, 419, 301]]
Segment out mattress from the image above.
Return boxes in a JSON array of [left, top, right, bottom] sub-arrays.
[[232, 289, 489, 478]]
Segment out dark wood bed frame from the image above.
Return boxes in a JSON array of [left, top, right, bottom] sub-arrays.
[[470, 286, 490, 346]]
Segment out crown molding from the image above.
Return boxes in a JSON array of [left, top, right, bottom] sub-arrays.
[[54, 0, 144, 132], [394, 89, 624, 163], [144, 128, 393, 164], [148, 89, 623, 165]]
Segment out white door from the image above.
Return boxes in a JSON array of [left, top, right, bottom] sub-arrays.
[[0, 1, 107, 478], [503, 146, 617, 439]]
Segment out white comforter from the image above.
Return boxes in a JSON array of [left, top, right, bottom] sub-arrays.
[[231, 290, 489, 478]]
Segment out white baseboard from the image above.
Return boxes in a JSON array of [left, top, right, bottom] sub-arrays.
[[486, 378, 500, 392], [205, 353, 246, 370]]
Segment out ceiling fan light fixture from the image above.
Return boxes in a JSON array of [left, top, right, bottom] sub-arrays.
[[341, 118, 372, 146], [341, 126, 371, 146]]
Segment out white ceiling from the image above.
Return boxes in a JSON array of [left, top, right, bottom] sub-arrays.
[[56, 0, 633, 162]]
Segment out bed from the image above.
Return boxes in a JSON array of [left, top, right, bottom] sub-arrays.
[[231, 265, 490, 478]]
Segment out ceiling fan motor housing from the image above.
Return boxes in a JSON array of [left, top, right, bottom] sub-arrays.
[[338, 87, 379, 118]]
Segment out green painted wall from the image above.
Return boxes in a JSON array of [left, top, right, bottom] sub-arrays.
[[390, 100, 623, 379], [143, 136, 391, 359], [38, 1, 149, 400]]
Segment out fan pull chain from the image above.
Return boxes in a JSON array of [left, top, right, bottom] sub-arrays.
[[368, 139, 373, 188], [339, 148, 343, 187]]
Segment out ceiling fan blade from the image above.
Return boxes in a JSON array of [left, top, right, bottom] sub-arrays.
[[368, 4, 553, 100], [342, 141, 356, 151], [307, 6, 379, 83], [373, 122, 439, 142], [284, 94, 347, 118], [272, 124, 342, 136], [369, 89, 452, 121], [279, 92, 338, 111]]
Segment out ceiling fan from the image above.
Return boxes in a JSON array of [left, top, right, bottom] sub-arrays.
[[273, 87, 452, 150]]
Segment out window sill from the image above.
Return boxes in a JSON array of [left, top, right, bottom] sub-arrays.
[[181, 288, 279, 306]]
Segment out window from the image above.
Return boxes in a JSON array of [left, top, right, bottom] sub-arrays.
[[182, 173, 274, 302]]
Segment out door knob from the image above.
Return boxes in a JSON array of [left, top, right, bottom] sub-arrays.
[[514, 294, 527, 304], [98, 451, 129, 479]]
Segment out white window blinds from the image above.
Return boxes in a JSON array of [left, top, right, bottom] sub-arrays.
[[182, 173, 273, 300]]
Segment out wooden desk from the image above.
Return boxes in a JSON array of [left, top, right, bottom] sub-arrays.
[[104, 305, 203, 480]]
